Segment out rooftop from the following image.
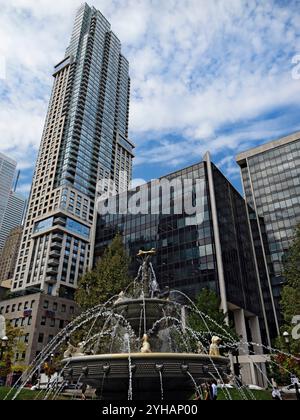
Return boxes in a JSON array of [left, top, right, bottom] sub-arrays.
[[236, 131, 300, 165]]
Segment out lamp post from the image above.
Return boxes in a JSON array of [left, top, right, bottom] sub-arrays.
[[282, 331, 300, 401], [0, 336, 8, 361], [283, 331, 291, 354]]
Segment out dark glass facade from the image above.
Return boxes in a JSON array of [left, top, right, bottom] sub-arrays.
[[95, 160, 268, 340], [237, 134, 300, 328]]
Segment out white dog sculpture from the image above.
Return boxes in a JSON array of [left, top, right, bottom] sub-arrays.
[[64, 340, 86, 358], [140, 334, 152, 353], [209, 336, 222, 357]]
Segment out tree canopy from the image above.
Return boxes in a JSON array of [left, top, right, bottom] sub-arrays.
[[281, 225, 300, 326], [272, 225, 300, 381], [188, 288, 238, 352], [75, 234, 132, 310]]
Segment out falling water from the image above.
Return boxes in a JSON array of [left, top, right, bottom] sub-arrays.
[[186, 371, 202, 400], [158, 371, 164, 401], [125, 333, 133, 401]]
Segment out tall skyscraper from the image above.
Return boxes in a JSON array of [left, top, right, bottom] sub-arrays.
[[0, 192, 26, 251], [13, 3, 134, 297], [0, 152, 25, 252], [0, 153, 16, 231], [236, 131, 300, 330], [0, 226, 23, 284]]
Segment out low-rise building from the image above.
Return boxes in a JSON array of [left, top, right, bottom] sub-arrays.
[[0, 293, 80, 365]]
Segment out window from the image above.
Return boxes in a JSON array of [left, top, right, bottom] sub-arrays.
[[59, 320, 64, 329], [34, 217, 54, 234], [53, 302, 58, 311], [38, 333, 44, 344], [50, 318, 55, 328], [41, 317, 46, 326], [43, 300, 49, 309], [62, 305, 66, 313], [66, 218, 90, 239]]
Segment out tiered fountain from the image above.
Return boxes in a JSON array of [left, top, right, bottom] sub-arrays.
[[61, 250, 230, 400]]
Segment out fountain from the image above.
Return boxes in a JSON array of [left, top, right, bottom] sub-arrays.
[[61, 250, 230, 400]]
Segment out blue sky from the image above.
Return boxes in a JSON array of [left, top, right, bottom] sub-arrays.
[[1, 0, 300, 198]]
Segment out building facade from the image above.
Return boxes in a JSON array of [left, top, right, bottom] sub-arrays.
[[0, 192, 25, 253], [95, 154, 274, 383], [0, 152, 16, 235], [0, 3, 133, 365], [0, 294, 79, 365], [236, 132, 300, 329], [12, 3, 134, 298], [0, 153, 25, 252], [0, 226, 23, 285]]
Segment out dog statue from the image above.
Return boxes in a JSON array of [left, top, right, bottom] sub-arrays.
[[140, 334, 152, 353], [209, 336, 222, 357], [64, 340, 86, 358]]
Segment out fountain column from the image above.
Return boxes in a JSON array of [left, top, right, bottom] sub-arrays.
[[233, 309, 249, 356]]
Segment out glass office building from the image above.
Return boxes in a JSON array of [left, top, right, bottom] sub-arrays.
[[0, 152, 25, 252], [13, 3, 134, 297], [237, 132, 300, 330], [95, 154, 273, 346]]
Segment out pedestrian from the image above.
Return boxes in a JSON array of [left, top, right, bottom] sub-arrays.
[[204, 382, 212, 401], [272, 387, 282, 400], [81, 383, 87, 400], [211, 380, 218, 401]]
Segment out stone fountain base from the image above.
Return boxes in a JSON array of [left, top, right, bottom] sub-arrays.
[[63, 353, 229, 400]]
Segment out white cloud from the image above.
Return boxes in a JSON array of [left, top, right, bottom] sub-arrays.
[[1, 0, 300, 185]]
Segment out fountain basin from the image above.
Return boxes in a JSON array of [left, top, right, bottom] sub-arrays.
[[62, 353, 229, 400], [113, 298, 179, 336]]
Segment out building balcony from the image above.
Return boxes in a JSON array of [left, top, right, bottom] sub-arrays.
[[46, 267, 58, 276], [52, 233, 63, 241], [51, 241, 62, 251], [49, 250, 61, 258], [53, 217, 66, 226], [48, 259, 59, 267], [45, 277, 57, 285]]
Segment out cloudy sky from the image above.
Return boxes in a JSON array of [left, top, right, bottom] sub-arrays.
[[1, 0, 300, 197]]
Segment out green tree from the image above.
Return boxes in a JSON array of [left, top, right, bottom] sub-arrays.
[[272, 225, 300, 382], [188, 289, 237, 353], [281, 225, 300, 328], [75, 234, 132, 310]]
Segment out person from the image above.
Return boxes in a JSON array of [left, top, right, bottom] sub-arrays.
[[211, 380, 218, 401], [203, 382, 212, 400], [272, 387, 282, 400], [81, 383, 87, 400]]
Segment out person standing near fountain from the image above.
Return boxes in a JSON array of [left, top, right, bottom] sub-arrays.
[[211, 380, 218, 400]]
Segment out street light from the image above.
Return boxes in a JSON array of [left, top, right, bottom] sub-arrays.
[[282, 331, 300, 401], [0, 336, 8, 360], [283, 331, 291, 353]]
